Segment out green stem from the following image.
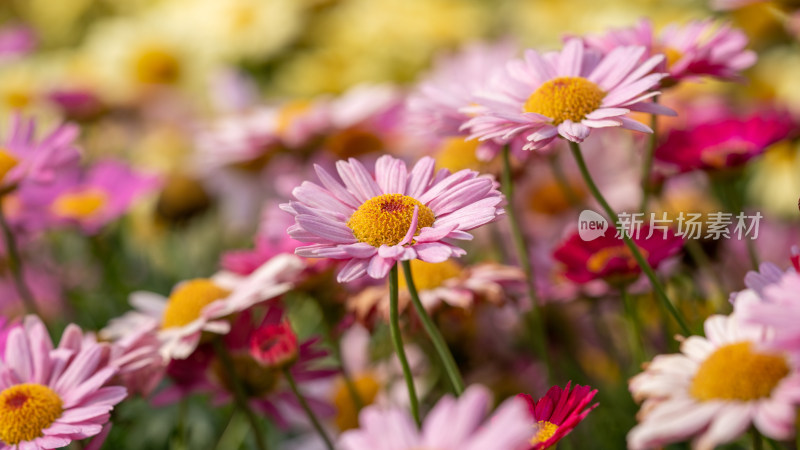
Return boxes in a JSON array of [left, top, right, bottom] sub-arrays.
[[212, 338, 269, 450], [0, 203, 40, 316], [639, 100, 659, 213], [282, 367, 334, 450], [751, 428, 764, 450], [401, 260, 465, 395], [389, 264, 421, 426], [568, 141, 691, 335], [500, 145, 551, 377], [620, 286, 646, 367]]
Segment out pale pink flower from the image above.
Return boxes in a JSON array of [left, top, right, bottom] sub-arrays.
[[462, 39, 673, 151], [582, 19, 756, 83], [103, 253, 304, 360], [628, 314, 800, 449], [283, 155, 505, 282], [0, 315, 127, 450], [339, 384, 531, 450]]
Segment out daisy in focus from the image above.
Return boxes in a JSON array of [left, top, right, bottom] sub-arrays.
[[518, 381, 598, 449], [0, 316, 127, 450], [338, 384, 532, 450], [282, 154, 505, 282], [103, 253, 304, 360], [581, 19, 756, 84], [461, 38, 674, 151], [628, 313, 800, 449]]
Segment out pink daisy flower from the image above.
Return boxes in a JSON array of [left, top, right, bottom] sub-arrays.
[[0, 25, 36, 62], [628, 313, 800, 449], [406, 41, 517, 160], [655, 111, 795, 173], [0, 317, 17, 359], [0, 315, 127, 450], [101, 326, 166, 398], [19, 159, 160, 234], [282, 155, 505, 282], [103, 253, 304, 360], [518, 381, 598, 449], [0, 114, 81, 193], [461, 38, 673, 151], [338, 384, 532, 450], [582, 19, 756, 84]]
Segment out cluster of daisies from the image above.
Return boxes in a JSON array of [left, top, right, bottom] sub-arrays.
[[2, 1, 800, 448]]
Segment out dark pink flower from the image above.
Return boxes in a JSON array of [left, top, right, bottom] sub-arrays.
[[249, 320, 299, 369], [655, 112, 795, 173], [518, 381, 598, 449], [553, 225, 684, 285]]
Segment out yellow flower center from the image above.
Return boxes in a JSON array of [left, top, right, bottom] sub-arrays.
[[50, 189, 108, 220], [3, 90, 31, 110], [434, 137, 482, 172], [523, 76, 605, 125], [347, 194, 435, 247], [531, 420, 559, 446], [133, 47, 181, 85], [161, 279, 231, 329], [331, 373, 381, 431], [662, 47, 683, 69], [586, 246, 642, 274], [398, 259, 462, 291], [691, 342, 790, 401], [0, 149, 19, 184], [0, 383, 63, 445]]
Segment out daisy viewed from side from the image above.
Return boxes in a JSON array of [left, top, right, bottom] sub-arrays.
[[282, 155, 505, 282], [0, 315, 127, 450], [518, 381, 598, 450], [103, 253, 304, 360], [461, 38, 674, 151], [628, 314, 800, 449]]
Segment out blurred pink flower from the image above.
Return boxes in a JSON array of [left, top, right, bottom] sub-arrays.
[[249, 319, 299, 368], [100, 325, 166, 398], [462, 39, 673, 151], [553, 225, 684, 285], [0, 24, 36, 62], [518, 381, 598, 449], [0, 114, 81, 192], [582, 19, 756, 83], [655, 112, 795, 173], [338, 384, 532, 450], [0, 315, 127, 449], [283, 155, 505, 282], [20, 159, 160, 234]]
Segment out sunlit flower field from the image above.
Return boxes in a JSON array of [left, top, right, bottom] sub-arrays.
[[1, 0, 800, 448]]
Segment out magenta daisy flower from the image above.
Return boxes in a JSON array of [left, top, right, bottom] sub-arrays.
[[282, 155, 505, 282], [628, 314, 800, 449], [0, 315, 127, 449], [338, 384, 532, 450], [0, 114, 81, 192], [655, 112, 795, 173], [518, 381, 598, 449], [461, 38, 673, 151], [582, 19, 756, 84]]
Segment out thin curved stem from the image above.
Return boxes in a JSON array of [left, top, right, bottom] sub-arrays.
[[639, 99, 659, 213], [401, 260, 464, 395], [212, 338, 269, 450], [620, 286, 646, 367], [389, 264, 421, 426], [0, 203, 40, 316], [501, 146, 551, 377], [568, 141, 691, 335], [283, 367, 334, 450]]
